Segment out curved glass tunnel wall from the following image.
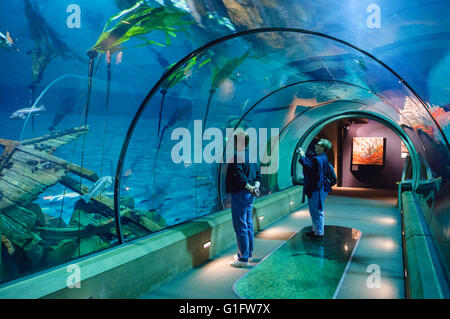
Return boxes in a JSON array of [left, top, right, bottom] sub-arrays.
[[0, 0, 448, 290], [117, 30, 450, 284]]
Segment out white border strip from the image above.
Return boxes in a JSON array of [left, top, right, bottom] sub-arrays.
[[332, 230, 363, 299]]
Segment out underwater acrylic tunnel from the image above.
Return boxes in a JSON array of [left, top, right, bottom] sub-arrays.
[[0, 0, 448, 300]]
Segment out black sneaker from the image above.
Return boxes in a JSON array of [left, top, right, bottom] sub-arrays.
[[306, 231, 324, 239]]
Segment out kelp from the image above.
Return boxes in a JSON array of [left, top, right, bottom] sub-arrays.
[[211, 51, 250, 89], [154, 54, 210, 151], [156, 54, 210, 143], [90, 1, 194, 53], [202, 51, 250, 129], [162, 54, 211, 90]]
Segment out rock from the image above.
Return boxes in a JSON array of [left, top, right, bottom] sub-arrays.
[[222, 0, 285, 49]]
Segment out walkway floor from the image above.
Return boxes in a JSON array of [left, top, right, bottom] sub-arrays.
[[140, 188, 405, 299]]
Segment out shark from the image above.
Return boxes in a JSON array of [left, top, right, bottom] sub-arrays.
[[24, 0, 84, 93], [49, 98, 77, 131]]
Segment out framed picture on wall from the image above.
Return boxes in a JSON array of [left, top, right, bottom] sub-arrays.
[[351, 137, 385, 166]]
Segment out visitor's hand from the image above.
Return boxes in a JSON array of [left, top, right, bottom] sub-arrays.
[[253, 181, 261, 197], [297, 147, 305, 157], [246, 184, 259, 197]]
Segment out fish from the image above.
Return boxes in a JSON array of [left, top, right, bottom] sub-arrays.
[[185, 0, 204, 28], [43, 192, 80, 202], [240, 98, 250, 111], [206, 11, 236, 31], [82, 176, 114, 203], [226, 116, 251, 128], [149, 46, 170, 69], [10, 105, 46, 119], [49, 98, 76, 131], [253, 97, 337, 115], [354, 57, 367, 71], [0, 31, 19, 52], [197, 182, 212, 188], [3, 31, 13, 46], [115, 50, 123, 64]]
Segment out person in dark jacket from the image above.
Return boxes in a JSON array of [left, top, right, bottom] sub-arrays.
[[297, 138, 333, 238], [225, 131, 262, 267]]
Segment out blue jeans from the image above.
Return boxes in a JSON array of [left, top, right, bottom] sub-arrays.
[[308, 190, 327, 236], [231, 190, 255, 262]]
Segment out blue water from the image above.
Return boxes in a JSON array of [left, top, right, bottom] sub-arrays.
[[0, 0, 449, 289], [1, 109, 217, 226]]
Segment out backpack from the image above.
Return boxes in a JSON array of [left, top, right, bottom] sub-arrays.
[[325, 162, 337, 188]]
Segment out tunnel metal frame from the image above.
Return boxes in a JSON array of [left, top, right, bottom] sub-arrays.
[[288, 109, 446, 299], [289, 110, 422, 191], [216, 77, 432, 208], [113, 27, 447, 244]]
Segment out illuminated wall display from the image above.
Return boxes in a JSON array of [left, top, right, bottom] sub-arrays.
[[351, 137, 385, 166]]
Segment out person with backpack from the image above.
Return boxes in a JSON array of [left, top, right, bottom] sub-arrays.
[[297, 138, 336, 239], [225, 131, 262, 267]]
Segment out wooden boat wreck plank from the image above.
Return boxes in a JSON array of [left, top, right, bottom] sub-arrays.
[[0, 139, 20, 148], [32, 139, 66, 149], [0, 197, 36, 229], [0, 179, 38, 207], [20, 126, 89, 147], [9, 155, 62, 185], [53, 135, 78, 143], [59, 175, 134, 218], [0, 170, 44, 196], [1, 209, 41, 249], [1, 167, 47, 188], [12, 149, 66, 175], [0, 196, 14, 210], [59, 175, 115, 210], [16, 146, 99, 182], [36, 222, 114, 240]]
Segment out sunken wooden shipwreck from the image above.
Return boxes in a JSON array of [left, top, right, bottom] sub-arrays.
[[0, 126, 165, 280]]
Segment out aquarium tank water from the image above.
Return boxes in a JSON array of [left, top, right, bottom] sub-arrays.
[[0, 0, 448, 287]]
